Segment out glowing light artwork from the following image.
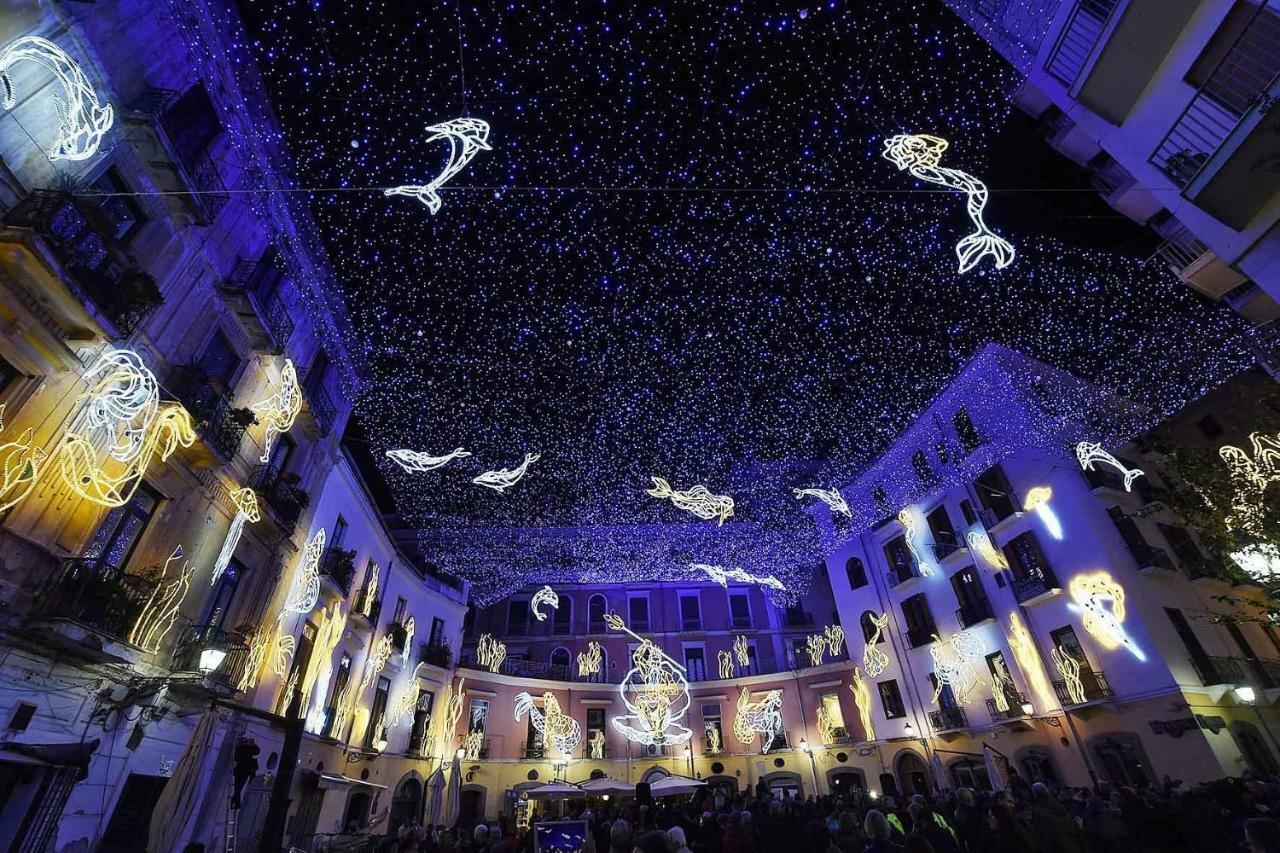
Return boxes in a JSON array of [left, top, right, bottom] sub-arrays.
[[898, 506, 938, 576], [401, 615, 416, 665], [1051, 646, 1086, 705], [1220, 432, 1280, 537], [606, 612, 693, 746], [60, 348, 195, 507], [849, 666, 875, 741], [388, 664, 426, 729], [1023, 486, 1062, 540], [1067, 571, 1145, 662], [825, 624, 846, 657], [692, 563, 784, 591], [862, 612, 891, 678], [590, 729, 606, 759], [881, 133, 1015, 273], [816, 703, 836, 745], [717, 650, 734, 679], [806, 634, 827, 667], [334, 634, 396, 740], [966, 528, 1008, 572], [1007, 612, 1054, 711], [732, 687, 784, 752], [472, 452, 540, 492], [386, 447, 471, 473], [238, 627, 272, 693], [476, 633, 507, 672], [515, 691, 582, 756], [360, 566, 380, 618], [273, 631, 295, 679], [129, 546, 193, 653], [577, 641, 602, 677], [530, 585, 560, 621], [705, 722, 722, 754], [929, 630, 984, 705], [283, 528, 326, 614], [301, 602, 345, 729], [1075, 442, 1145, 493], [211, 487, 260, 587], [463, 729, 485, 761], [648, 477, 734, 525], [989, 657, 1017, 714], [0, 36, 113, 161], [792, 486, 851, 517], [0, 426, 45, 514], [385, 118, 492, 214], [443, 677, 466, 747], [253, 360, 302, 464], [733, 635, 749, 668]]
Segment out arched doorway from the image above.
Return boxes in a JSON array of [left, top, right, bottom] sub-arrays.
[[827, 768, 866, 796], [1232, 722, 1279, 773], [342, 790, 371, 833], [762, 771, 803, 801], [704, 775, 737, 808], [1091, 733, 1152, 786], [640, 767, 671, 784], [458, 783, 486, 828], [894, 750, 930, 797], [390, 774, 423, 833], [1017, 747, 1059, 786]]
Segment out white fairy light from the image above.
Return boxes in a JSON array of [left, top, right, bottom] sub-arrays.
[[989, 657, 1017, 714], [1220, 432, 1280, 537], [1007, 611, 1054, 712], [792, 486, 851, 517], [1023, 486, 1062, 540], [881, 133, 1015, 273], [1075, 441, 1145, 493], [966, 527, 1008, 572], [301, 603, 346, 730], [443, 677, 466, 749], [254, 360, 303, 464], [1051, 646, 1086, 705], [648, 477, 734, 525], [472, 452, 540, 492], [129, 546, 194, 653], [387, 664, 426, 730], [929, 630, 984, 705], [238, 626, 272, 693], [211, 488, 260, 587], [530, 585, 560, 621], [732, 686, 784, 753], [849, 667, 875, 741], [273, 631, 296, 679], [1066, 571, 1145, 662], [705, 722, 722, 754], [386, 447, 471, 473], [577, 641, 603, 677], [606, 612, 693, 746], [717, 650, 735, 679], [824, 624, 845, 657], [385, 118, 492, 214], [515, 691, 582, 756], [862, 612, 891, 678], [806, 634, 827, 667], [691, 562, 785, 591], [283, 528, 326, 614], [733, 635, 750, 668], [898, 506, 938, 577], [816, 703, 837, 745], [0, 36, 113, 161], [401, 615, 416, 665]]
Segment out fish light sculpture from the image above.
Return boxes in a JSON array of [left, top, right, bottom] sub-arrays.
[[386, 118, 491, 214], [1076, 442, 1145, 493], [0, 36, 113, 161], [530, 585, 560, 621], [386, 447, 471, 473], [648, 477, 734, 525]]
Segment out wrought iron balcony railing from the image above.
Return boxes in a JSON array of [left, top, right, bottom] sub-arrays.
[[249, 463, 309, 535], [905, 626, 937, 649], [304, 380, 336, 435], [1044, 0, 1121, 86], [1011, 568, 1061, 604], [32, 558, 157, 644], [458, 652, 578, 682], [351, 585, 381, 626], [319, 548, 357, 596], [784, 610, 815, 627], [221, 257, 295, 353], [928, 706, 969, 731], [986, 692, 1030, 722], [171, 623, 250, 688], [420, 642, 452, 668], [166, 366, 254, 461], [1053, 668, 1113, 705], [956, 600, 995, 628]]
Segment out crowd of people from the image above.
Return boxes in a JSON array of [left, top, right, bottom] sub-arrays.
[[382, 770, 1280, 853]]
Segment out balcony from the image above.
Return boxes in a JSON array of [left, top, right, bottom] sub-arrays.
[[2, 191, 163, 337], [1151, 0, 1280, 228], [218, 257, 295, 353], [885, 568, 917, 590], [522, 740, 546, 760], [1189, 655, 1244, 687], [351, 585, 381, 628], [166, 366, 254, 461], [459, 652, 575, 681], [170, 624, 250, 690], [1152, 225, 1253, 304], [905, 625, 937, 650], [930, 532, 965, 562], [124, 87, 229, 226], [1053, 668, 1114, 705], [928, 706, 969, 732], [249, 463, 309, 535], [1045, 0, 1120, 87], [419, 642, 452, 669], [784, 610, 814, 628], [30, 558, 157, 652], [955, 600, 995, 629], [731, 615, 753, 629], [386, 620, 411, 656], [682, 618, 702, 632], [1011, 568, 1061, 604], [986, 693, 1031, 722], [319, 548, 357, 597], [1128, 543, 1175, 575], [303, 379, 336, 435]]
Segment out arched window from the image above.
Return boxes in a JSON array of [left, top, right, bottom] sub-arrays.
[[588, 594, 607, 633], [846, 558, 867, 590], [1092, 734, 1152, 786], [860, 611, 883, 644], [553, 596, 572, 635], [1018, 747, 1059, 785], [1233, 722, 1279, 774], [550, 647, 571, 676]]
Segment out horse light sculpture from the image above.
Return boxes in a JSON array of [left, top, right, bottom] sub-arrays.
[[733, 687, 784, 752]]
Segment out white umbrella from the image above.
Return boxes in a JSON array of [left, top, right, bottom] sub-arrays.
[[424, 765, 446, 827], [579, 777, 633, 796], [147, 709, 216, 852], [524, 780, 586, 800], [983, 744, 1006, 792], [444, 751, 462, 826], [931, 753, 948, 791], [648, 775, 706, 797]]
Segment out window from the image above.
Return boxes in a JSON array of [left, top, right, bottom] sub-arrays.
[[91, 168, 147, 243], [701, 703, 724, 752], [860, 611, 884, 644], [959, 499, 976, 526], [267, 432, 294, 474], [684, 646, 707, 681], [467, 699, 489, 737], [323, 654, 352, 738], [553, 596, 572, 634], [1093, 735, 1151, 786], [845, 557, 868, 590], [901, 594, 935, 647], [744, 643, 759, 675], [878, 680, 906, 718], [1003, 531, 1058, 591], [884, 536, 913, 582], [791, 637, 809, 667], [588, 594, 607, 633], [953, 408, 981, 453], [281, 621, 317, 716], [428, 617, 445, 648], [1049, 625, 1090, 674], [410, 690, 435, 755], [975, 464, 1018, 520], [1196, 414, 1224, 439], [911, 450, 935, 485], [197, 330, 241, 388], [1157, 523, 1206, 567], [951, 567, 991, 627], [926, 505, 959, 555], [820, 694, 846, 742], [680, 594, 701, 631], [82, 483, 162, 573], [525, 704, 545, 757], [628, 596, 650, 631], [587, 708, 606, 756], [550, 647, 571, 675], [729, 591, 752, 628], [986, 651, 1021, 708], [929, 674, 958, 709], [1166, 607, 1219, 684], [365, 676, 391, 748], [462, 606, 476, 639], [203, 557, 243, 628], [160, 83, 223, 169], [507, 598, 529, 635], [331, 516, 349, 550]]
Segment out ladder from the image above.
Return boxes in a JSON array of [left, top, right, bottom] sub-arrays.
[[224, 776, 240, 853]]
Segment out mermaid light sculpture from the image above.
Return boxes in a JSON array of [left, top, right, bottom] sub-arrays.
[[605, 612, 693, 746]]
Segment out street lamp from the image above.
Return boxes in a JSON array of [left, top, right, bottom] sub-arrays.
[[455, 747, 466, 761], [799, 738, 819, 797], [1020, 700, 1035, 717], [198, 647, 227, 674], [1237, 686, 1257, 704]]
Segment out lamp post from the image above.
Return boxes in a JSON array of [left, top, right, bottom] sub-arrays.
[[799, 738, 819, 797]]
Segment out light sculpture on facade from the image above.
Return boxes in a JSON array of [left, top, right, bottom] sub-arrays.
[[849, 666, 875, 741], [442, 677, 466, 750], [388, 664, 426, 729], [733, 635, 750, 668], [476, 633, 507, 672], [0, 36, 114, 161], [301, 603, 345, 731], [333, 633, 395, 741], [792, 486, 851, 516], [211, 487, 260, 587], [966, 527, 1008, 571], [1023, 486, 1062, 540], [1075, 442, 1144, 492], [1051, 646, 1086, 705], [1220, 432, 1280, 537], [717, 650, 734, 679], [272, 630, 295, 679], [360, 565, 380, 618], [732, 686, 784, 753], [881, 133, 1015, 273], [806, 634, 827, 667], [0, 426, 45, 514], [825, 624, 845, 657], [530, 585, 560, 621], [705, 722, 722, 754], [283, 528, 326, 614], [1006, 612, 1054, 711], [862, 612, 891, 678], [253, 360, 302, 464], [463, 729, 485, 761], [929, 630, 984, 705], [989, 656, 1017, 714], [472, 452, 540, 492], [238, 626, 272, 693], [605, 612, 693, 746], [577, 641, 603, 677], [401, 615, 416, 665], [692, 562, 784, 591], [899, 506, 938, 576], [647, 477, 734, 525], [1067, 571, 1145, 661], [385, 118, 492, 214], [816, 703, 837, 745], [590, 729, 606, 759], [386, 447, 471, 473], [129, 546, 193, 653], [515, 691, 582, 756]]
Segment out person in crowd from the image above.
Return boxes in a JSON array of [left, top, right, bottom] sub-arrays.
[[863, 809, 903, 853], [666, 825, 694, 853]]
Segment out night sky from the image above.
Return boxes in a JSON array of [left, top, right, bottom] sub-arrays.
[[234, 1, 1252, 596]]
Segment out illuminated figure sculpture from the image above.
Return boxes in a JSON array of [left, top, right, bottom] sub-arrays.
[[1067, 571, 1146, 661], [692, 563, 784, 591], [1023, 486, 1062, 540], [590, 729, 606, 759], [1220, 432, 1280, 537], [1007, 612, 1054, 711], [1076, 442, 1145, 493], [806, 634, 828, 667], [0, 425, 45, 514], [385, 118, 492, 214], [387, 666, 424, 729], [899, 506, 938, 576], [463, 729, 485, 761], [705, 722, 722, 754], [476, 633, 507, 672], [989, 656, 1018, 714], [577, 641, 603, 678], [816, 703, 837, 745], [239, 627, 272, 693], [1051, 646, 1086, 705], [333, 634, 395, 740], [302, 603, 346, 731], [283, 528, 326, 614], [254, 360, 302, 464], [647, 477, 734, 525], [386, 446, 471, 473], [881, 133, 1015, 273], [733, 635, 750, 668], [515, 691, 582, 756], [862, 612, 891, 678], [443, 678, 466, 748], [606, 613, 693, 746], [401, 615, 416, 665], [530, 585, 560, 621], [59, 348, 195, 507], [211, 488, 260, 586], [732, 687, 784, 752], [967, 528, 1008, 571], [129, 546, 193, 653], [273, 630, 295, 678], [849, 666, 875, 741], [472, 452, 540, 492], [717, 650, 735, 680], [0, 36, 113, 161], [825, 624, 846, 657], [792, 486, 851, 517], [929, 631, 984, 705]]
